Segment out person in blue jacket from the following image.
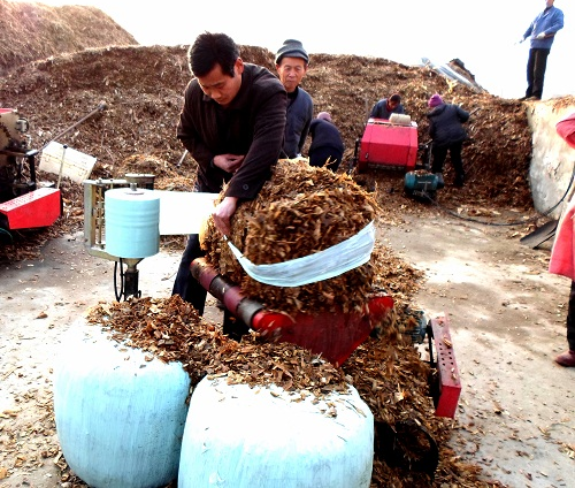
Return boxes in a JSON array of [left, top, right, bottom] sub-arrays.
[[369, 93, 405, 120], [426, 94, 470, 188], [275, 39, 314, 158], [519, 0, 564, 101], [308, 112, 345, 172]]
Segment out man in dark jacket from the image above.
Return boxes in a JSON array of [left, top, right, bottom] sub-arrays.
[[369, 93, 405, 120], [275, 39, 314, 158], [308, 112, 345, 172], [519, 0, 564, 101], [426, 93, 470, 187], [172, 32, 287, 313]]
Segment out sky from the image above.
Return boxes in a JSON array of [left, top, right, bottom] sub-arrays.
[[13, 0, 576, 100]]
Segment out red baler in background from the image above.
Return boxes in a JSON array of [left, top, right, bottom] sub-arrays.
[[0, 108, 61, 234], [351, 115, 444, 199]]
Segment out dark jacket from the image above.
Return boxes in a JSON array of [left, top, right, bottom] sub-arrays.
[[523, 5, 564, 50], [283, 87, 314, 158], [309, 119, 345, 155], [177, 63, 287, 198], [427, 104, 470, 147], [369, 98, 405, 120]]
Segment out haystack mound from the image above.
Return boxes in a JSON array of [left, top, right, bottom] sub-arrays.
[[0, 0, 137, 73]]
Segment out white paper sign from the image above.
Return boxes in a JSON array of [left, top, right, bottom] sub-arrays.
[[39, 141, 97, 183]]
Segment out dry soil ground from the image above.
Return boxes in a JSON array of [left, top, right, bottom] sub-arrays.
[[0, 198, 574, 488]]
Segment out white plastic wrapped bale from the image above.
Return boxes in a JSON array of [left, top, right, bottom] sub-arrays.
[[53, 319, 191, 488], [178, 376, 374, 488]]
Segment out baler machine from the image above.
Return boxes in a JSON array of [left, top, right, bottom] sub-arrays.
[[189, 256, 461, 419], [81, 171, 461, 420], [0, 108, 61, 234], [351, 114, 443, 199], [1, 103, 106, 237]]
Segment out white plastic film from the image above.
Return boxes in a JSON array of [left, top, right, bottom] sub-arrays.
[[226, 221, 375, 287]]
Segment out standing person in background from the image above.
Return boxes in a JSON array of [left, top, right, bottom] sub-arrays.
[[519, 0, 564, 101], [550, 112, 575, 367], [275, 39, 314, 159], [369, 93, 405, 120], [426, 93, 470, 188], [172, 32, 286, 315], [308, 112, 345, 172]]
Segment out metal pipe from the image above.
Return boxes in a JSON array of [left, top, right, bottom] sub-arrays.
[[40, 101, 108, 152]]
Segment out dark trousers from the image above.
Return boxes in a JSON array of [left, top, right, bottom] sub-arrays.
[[525, 48, 550, 99], [172, 233, 208, 315], [309, 147, 343, 172], [567, 281, 575, 351], [431, 142, 464, 179]]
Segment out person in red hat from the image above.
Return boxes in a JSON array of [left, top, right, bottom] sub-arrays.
[[426, 93, 470, 187], [550, 111, 575, 367]]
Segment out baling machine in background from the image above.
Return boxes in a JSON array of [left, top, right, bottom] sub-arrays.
[[351, 114, 444, 199]]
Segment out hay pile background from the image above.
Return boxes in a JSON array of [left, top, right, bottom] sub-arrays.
[[0, 0, 136, 73]]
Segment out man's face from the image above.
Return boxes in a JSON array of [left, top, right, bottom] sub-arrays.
[[546, 0, 554, 6], [276, 57, 308, 93], [388, 100, 400, 110], [197, 58, 244, 107]]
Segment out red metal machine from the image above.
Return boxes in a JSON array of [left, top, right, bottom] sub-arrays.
[[355, 116, 419, 172], [190, 257, 461, 419], [0, 108, 61, 233], [191, 257, 394, 367], [351, 115, 444, 199], [428, 315, 461, 418]]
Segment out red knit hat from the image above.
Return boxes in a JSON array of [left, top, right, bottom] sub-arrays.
[[428, 93, 444, 108]]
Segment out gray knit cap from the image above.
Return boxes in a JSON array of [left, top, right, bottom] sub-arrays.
[[275, 39, 309, 64]]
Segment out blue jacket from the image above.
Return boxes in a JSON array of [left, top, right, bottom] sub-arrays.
[[369, 98, 405, 120], [523, 6, 564, 50], [283, 87, 314, 158]]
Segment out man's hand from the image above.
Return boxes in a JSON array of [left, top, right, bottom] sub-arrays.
[[536, 32, 546, 39], [213, 154, 245, 174], [213, 196, 239, 236]]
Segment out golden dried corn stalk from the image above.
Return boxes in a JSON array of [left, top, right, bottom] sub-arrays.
[[203, 159, 386, 316]]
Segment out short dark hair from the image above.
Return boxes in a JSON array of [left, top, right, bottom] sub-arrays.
[[390, 94, 402, 103], [188, 32, 239, 78]]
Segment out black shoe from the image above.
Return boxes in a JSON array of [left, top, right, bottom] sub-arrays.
[[519, 96, 529, 101], [454, 174, 465, 187], [526, 95, 540, 101]]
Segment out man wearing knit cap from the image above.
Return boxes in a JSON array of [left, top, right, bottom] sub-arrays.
[[426, 93, 470, 187], [275, 39, 314, 159]]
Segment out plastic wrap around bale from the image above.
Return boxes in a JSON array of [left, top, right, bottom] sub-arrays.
[[178, 376, 374, 488], [53, 319, 191, 488]]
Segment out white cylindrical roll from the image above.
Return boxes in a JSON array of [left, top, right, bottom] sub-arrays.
[[105, 186, 160, 259]]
